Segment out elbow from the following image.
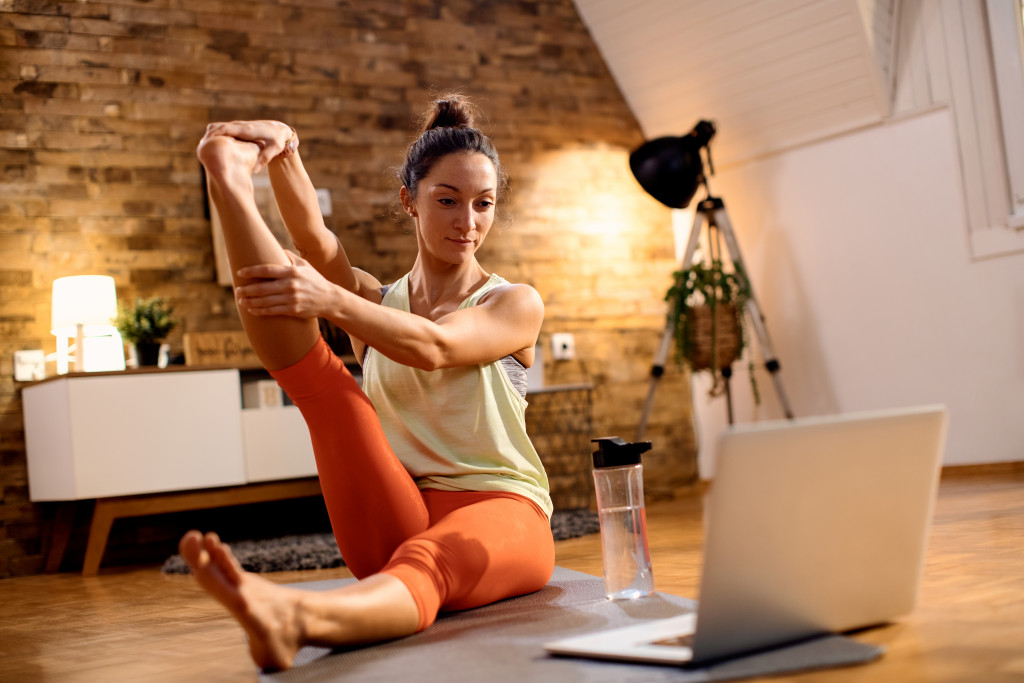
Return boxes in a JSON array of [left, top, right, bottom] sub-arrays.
[[413, 352, 444, 372], [411, 342, 450, 372], [294, 239, 332, 266]]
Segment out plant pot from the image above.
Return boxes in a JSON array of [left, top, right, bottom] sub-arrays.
[[688, 303, 742, 371], [135, 342, 161, 367]]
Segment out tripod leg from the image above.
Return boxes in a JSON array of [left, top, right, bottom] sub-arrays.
[[713, 206, 795, 419], [636, 210, 706, 441], [741, 297, 794, 418], [636, 322, 675, 441], [720, 364, 734, 425]]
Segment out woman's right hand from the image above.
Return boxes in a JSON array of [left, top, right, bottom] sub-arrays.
[[198, 120, 296, 174], [234, 251, 340, 320]]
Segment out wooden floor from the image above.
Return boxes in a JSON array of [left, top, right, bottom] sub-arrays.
[[1, 468, 1022, 682]]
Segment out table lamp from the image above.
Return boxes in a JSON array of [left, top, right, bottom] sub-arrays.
[[51, 275, 125, 374]]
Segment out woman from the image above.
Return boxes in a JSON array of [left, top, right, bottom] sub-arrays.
[[182, 96, 554, 671]]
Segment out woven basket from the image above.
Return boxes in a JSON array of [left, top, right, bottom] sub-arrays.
[[687, 303, 742, 371], [525, 386, 594, 510]]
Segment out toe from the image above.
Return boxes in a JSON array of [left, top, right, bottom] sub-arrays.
[[179, 530, 206, 566]]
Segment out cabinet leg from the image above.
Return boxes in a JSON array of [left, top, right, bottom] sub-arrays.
[[82, 499, 117, 577], [45, 502, 77, 573]]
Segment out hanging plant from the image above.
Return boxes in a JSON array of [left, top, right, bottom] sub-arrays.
[[665, 258, 760, 403]]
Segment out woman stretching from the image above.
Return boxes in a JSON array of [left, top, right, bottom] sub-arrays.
[[182, 95, 554, 671]]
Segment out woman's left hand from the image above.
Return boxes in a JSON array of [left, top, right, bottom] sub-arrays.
[[234, 252, 337, 319]]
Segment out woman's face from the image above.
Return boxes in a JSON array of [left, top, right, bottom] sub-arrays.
[[403, 151, 498, 266]]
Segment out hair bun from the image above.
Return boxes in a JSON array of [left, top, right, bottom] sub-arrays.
[[421, 94, 476, 133]]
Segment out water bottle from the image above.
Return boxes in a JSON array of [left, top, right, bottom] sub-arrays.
[[591, 436, 654, 600]]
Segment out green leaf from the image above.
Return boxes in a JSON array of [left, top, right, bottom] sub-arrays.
[[116, 296, 178, 344]]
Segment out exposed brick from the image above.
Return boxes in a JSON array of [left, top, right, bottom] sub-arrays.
[[0, 0, 695, 578]]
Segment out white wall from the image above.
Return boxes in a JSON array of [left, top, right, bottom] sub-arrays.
[[693, 107, 1024, 475]]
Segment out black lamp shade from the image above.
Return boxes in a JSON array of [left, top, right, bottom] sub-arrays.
[[629, 136, 704, 209]]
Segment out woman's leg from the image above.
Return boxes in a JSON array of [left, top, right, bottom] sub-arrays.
[[179, 531, 419, 672], [269, 338, 430, 577], [187, 137, 430, 671], [201, 135, 430, 567], [198, 134, 319, 370], [380, 491, 555, 631], [179, 490, 553, 671]]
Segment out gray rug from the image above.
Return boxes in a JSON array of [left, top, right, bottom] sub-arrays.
[[162, 508, 599, 575], [259, 566, 884, 682]]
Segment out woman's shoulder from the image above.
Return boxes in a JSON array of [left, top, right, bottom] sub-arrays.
[[475, 277, 542, 311], [380, 272, 411, 301]]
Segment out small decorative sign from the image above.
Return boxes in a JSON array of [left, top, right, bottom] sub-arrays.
[[183, 331, 261, 368]]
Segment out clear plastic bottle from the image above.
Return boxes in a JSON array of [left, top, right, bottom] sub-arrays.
[[591, 437, 654, 600]]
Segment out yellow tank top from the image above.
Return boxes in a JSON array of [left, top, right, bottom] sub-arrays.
[[361, 272, 553, 518]]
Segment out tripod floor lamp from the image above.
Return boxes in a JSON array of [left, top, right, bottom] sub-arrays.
[[629, 121, 794, 441]]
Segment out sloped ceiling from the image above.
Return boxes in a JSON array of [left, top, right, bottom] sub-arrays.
[[573, 0, 898, 166]]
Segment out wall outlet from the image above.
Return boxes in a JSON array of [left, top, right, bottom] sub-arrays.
[[551, 333, 576, 361], [14, 350, 45, 381]]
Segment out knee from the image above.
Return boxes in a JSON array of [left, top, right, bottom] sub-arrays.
[[521, 538, 556, 593]]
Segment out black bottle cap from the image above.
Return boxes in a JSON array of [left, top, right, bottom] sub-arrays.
[[591, 436, 653, 469]]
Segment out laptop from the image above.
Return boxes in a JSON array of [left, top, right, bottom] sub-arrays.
[[545, 404, 948, 666]]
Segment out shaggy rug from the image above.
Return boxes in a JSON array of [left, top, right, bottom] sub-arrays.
[[161, 507, 600, 575]]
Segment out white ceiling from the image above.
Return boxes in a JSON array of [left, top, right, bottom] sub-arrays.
[[573, 0, 898, 166]]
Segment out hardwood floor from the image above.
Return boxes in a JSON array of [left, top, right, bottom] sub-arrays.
[[1, 468, 1021, 682]]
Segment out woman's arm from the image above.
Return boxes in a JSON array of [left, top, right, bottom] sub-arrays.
[[265, 152, 383, 302], [330, 283, 543, 370], [234, 256, 543, 370], [201, 120, 382, 302]]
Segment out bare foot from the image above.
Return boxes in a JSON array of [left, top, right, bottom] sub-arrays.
[[178, 530, 305, 671], [196, 133, 260, 183]]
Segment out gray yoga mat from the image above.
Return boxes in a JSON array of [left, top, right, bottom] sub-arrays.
[[261, 567, 883, 682]]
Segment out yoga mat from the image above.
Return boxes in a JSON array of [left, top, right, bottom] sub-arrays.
[[261, 567, 883, 682]]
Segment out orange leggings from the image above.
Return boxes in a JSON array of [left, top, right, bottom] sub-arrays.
[[270, 338, 555, 631]]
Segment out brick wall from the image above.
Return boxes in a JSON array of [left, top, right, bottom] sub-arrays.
[[0, 0, 695, 578]]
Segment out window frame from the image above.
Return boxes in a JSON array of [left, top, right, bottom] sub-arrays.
[[942, 0, 1024, 259], [986, 0, 1024, 229]]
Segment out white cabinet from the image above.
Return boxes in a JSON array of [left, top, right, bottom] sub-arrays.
[[23, 369, 248, 500], [241, 406, 317, 482], [21, 366, 328, 575], [22, 368, 323, 501]]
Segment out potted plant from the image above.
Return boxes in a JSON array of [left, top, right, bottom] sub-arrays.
[[116, 296, 178, 367], [664, 258, 759, 403]]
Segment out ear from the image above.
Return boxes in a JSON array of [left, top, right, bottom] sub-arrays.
[[400, 186, 417, 217]]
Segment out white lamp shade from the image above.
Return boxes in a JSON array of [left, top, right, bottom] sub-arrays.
[[51, 275, 119, 337]]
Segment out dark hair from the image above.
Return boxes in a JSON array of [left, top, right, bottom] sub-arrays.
[[398, 95, 507, 200]]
